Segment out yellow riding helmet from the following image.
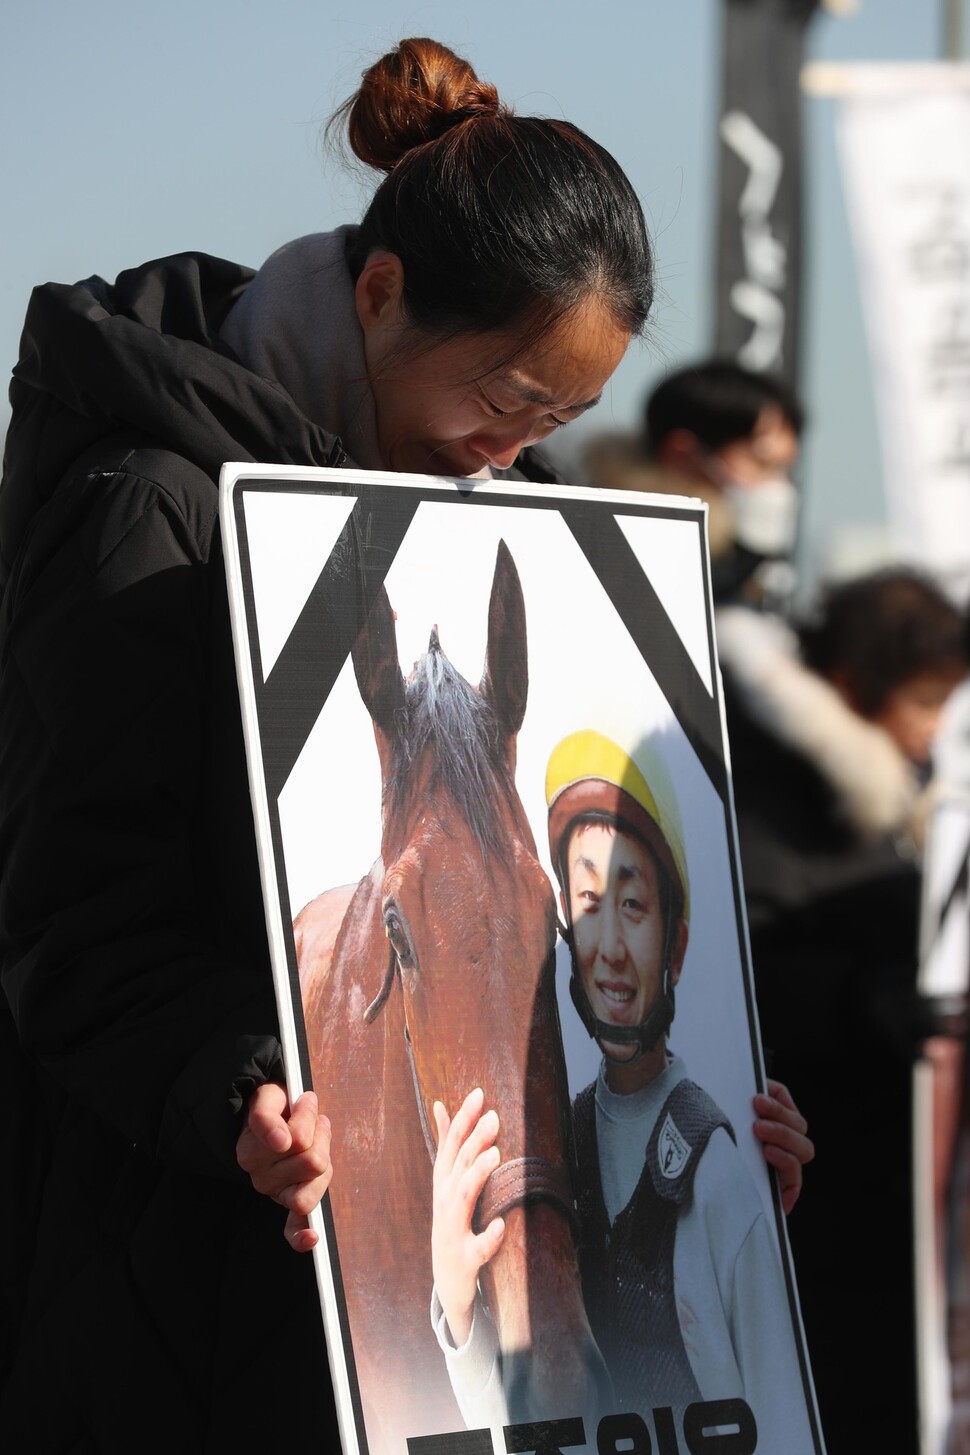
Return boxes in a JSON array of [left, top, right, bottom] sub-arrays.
[[545, 729, 690, 925]]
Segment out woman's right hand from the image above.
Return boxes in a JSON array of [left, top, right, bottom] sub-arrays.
[[432, 1088, 507, 1347], [236, 1082, 333, 1253]]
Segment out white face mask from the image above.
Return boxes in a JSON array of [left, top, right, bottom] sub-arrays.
[[722, 477, 799, 557]]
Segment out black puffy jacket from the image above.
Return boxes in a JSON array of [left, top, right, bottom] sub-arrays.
[[0, 247, 562, 1455], [0, 253, 352, 1453]]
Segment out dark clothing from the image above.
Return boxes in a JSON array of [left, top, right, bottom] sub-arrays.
[[0, 247, 561, 1453], [0, 253, 360, 1453], [572, 1077, 732, 1416], [720, 620, 922, 1455]]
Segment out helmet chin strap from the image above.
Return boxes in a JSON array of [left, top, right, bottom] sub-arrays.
[[568, 962, 675, 1066]]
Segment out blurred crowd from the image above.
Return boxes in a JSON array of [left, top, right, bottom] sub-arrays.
[[584, 358, 970, 1455]]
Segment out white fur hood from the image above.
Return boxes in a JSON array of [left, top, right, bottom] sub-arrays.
[[715, 605, 922, 841]]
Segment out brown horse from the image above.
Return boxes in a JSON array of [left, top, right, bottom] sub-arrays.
[[296, 541, 607, 1454]]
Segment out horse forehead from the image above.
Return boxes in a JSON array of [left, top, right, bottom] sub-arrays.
[[385, 827, 548, 887], [383, 835, 556, 933]]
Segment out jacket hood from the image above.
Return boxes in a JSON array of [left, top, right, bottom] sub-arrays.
[[716, 604, 922, 841], [218, 228, 384, 472], [1, 252, 345, 591]]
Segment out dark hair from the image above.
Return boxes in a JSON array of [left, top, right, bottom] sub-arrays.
[[799, 569, 967, 717], [643, 358, 805, 457], [332, 38, 653, 344]]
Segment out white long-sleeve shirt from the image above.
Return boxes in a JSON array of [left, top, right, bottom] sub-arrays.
[[432, 1055, 817, 1453]]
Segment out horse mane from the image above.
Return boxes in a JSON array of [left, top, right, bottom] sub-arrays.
[[387, 640, 517, 857]]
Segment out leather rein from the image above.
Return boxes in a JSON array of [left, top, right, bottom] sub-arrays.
[[364, 944, 577, 1236]]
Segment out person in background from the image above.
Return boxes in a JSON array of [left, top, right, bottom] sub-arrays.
[[584, 357, 805, 605], [716, 568, 968, 1455]]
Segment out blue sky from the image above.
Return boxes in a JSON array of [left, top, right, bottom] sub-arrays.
[[1, 0, 959, 589]]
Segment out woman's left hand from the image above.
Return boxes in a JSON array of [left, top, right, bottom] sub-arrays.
[[752, 1078, 813, 1215]]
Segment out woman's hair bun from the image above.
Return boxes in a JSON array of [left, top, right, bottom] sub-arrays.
[[342, 37, 504, 173]]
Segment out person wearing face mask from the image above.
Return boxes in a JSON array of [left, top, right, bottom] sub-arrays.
[[717, 568, 967, 1455], [583, 358, 804, 607], [0, 37, 657, 1453]]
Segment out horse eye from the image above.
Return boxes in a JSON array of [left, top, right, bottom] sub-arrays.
[[384, 910, 415, 970]]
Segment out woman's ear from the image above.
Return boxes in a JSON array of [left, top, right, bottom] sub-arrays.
[[355, 252, 405, 333]]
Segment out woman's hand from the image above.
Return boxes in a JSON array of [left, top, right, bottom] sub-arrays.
[[236, 1083, 333, 1252], [753, 1078, 814, 1215], [432, 1087, 507, 1347]]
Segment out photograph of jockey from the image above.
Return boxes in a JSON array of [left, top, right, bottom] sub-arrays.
[[431, 728, 814, 1451]]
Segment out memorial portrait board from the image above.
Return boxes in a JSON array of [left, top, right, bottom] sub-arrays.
[[220, 465, 824, 1455]]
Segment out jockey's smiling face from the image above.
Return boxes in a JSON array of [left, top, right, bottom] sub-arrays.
[[564, 821, 687, 1075]]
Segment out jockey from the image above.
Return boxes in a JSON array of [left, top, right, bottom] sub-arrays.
[[545, 728, 690, 1069], [430, 727, 815, 1450]]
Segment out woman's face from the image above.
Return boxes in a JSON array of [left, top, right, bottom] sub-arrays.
[[355, 253, 631, 478]]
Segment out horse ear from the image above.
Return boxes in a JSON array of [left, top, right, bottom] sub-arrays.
[[482, 539, 528, 734], [352, 585, 405, 737]]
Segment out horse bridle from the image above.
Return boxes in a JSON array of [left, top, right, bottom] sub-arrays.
[[364, 943, 578, 1236]]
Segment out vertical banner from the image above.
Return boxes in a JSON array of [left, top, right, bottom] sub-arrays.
[[220, 464, 825, 1455], [833, 65, 970, 599], [713, 0, 819, 385]]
